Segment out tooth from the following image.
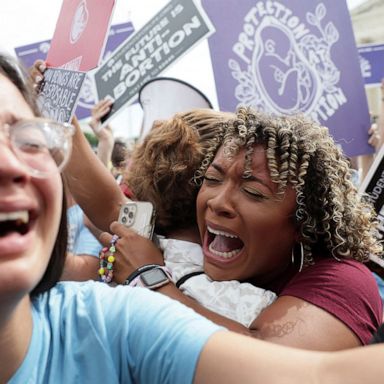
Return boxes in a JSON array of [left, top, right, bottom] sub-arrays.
[[0, 211, 29, 223], [208, 243, 242, 259], [207, 226, 238, 239]]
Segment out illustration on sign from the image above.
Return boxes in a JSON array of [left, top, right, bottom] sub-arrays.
[[360, 55, 372, 78], [358, 43, 384, 86], [70, 0, 89, 44], [230, 3, 344, 122], [202, 0, 371, 157], [46, 0, 115, 71]]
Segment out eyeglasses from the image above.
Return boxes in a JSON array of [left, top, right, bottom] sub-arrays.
[[2, 118, 74, 178]]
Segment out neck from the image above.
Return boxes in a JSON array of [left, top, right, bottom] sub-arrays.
[[0, 296, 33, 383], [249, 261, 295, 290]]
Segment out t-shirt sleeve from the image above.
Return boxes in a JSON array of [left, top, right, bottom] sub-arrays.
[[280, 259, 383, 344], [100, 284, 224, 383], [73, 225, 102, 257]]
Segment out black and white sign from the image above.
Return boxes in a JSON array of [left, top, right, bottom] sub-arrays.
[[358, 146, 384, 268], [94, 0, 214, 125], [359, 145, 384, 242], [38, 67, 86, 123]]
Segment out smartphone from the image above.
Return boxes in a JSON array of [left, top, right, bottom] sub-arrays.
[[118, 201, 155, 239]]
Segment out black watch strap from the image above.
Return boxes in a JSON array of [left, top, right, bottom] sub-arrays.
[[123, 264, 160, 286]]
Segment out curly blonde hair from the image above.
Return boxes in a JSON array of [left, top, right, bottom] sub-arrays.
[[124, 108, 233, 235], [194, 106, 383, 266]]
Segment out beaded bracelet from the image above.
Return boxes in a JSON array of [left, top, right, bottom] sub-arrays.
[[98, 234, 119, 283]]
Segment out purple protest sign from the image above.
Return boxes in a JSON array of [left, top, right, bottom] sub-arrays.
[[14, 22, 134, 120], [358, 43, 384, 87], [201, 0, 371, 157], [15, 40, 51, 67]]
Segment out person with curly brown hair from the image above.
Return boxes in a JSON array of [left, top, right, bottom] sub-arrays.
[[63, 96, 383, 350]]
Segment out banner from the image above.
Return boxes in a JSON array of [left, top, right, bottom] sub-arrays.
[[38, 67, 86, 123], [201, 0, 371, 157], [15, 22, 135, 119], [358, 43, 384, 87], [46, 0, 116, 71], [358, 146, 384, 268], [94, 0, 214, 125]]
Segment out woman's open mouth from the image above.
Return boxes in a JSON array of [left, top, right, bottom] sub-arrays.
[[0, 211, 30, 237], [206, 225, 244, 260]]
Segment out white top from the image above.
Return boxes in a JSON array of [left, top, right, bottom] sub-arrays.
[[160, 238, 277, 327]]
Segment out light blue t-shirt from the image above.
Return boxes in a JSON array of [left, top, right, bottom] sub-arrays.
[[67, 204, 102, 257], [9, 281, 223, 384]]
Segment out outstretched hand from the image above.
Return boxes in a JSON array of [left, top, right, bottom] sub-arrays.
[[89, 98, 113, 133], [99, 221, 164, 284]]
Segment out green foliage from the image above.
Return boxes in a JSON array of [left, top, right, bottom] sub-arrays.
[[83, 131, 98, 148]]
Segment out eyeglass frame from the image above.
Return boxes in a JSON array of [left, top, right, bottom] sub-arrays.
[[1, 117, 75, 178]]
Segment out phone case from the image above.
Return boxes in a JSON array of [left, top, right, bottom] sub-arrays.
[[118, 201, 155, 239]]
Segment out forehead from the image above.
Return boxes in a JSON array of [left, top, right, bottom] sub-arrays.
[[214, 144, 269, 173], [0, 73, 34, 124], [212, 144, 275, 188]]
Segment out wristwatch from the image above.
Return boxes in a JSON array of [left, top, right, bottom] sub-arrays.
[[138, 267, 170, 289], [124, 265, 171, 289]]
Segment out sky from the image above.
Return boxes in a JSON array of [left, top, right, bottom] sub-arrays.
[[0, 0, 370, 138]]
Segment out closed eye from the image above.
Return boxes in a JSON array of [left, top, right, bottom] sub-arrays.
[[16, 139, 48, 154], [242, 187, 267, 201], [203, 175, 221, 185]]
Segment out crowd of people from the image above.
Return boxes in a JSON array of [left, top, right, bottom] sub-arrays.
[[2, 45, 384, 383]]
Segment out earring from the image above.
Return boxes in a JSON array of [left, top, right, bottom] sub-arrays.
[[291, 242, 304, 272], [298, 242, 304, 272]]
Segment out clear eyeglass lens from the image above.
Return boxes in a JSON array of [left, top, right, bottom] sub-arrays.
[[10, 119, 74, 177]]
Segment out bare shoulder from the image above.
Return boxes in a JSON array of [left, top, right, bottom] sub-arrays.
[[249, 259, 382, 350], [250, 295, 361, 350]]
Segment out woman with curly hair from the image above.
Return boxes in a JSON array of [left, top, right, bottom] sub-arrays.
[[99, 105, 382, 351]]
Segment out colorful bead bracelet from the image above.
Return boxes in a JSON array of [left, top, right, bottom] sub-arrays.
[[98, 234, 119, 283]]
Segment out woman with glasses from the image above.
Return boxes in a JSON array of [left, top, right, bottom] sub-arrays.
[[0, 54, 228, 384]]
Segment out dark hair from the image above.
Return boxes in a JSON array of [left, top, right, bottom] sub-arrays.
[[0, 54, 68, 295], [111, 139, 128, 168], [125, 109, 232, 235]]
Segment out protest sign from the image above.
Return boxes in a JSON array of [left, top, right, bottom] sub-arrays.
[[94, 0, 214, 125], [201, 0, 371, 157], [359, 145, 384, 241], [358, 43, 384, 87], [15, 22, 134, 120], [46, 0, 115, 71], [38, 67, 86, 123], [359, 145, 384, 267]]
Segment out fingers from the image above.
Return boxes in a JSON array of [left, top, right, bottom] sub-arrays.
[[99, 222, 141, 246], [109, 221, 138, 238], [368, 134, 380, 147], [90, 98, 113, 132], [92, 98, 113, 117], [30, 60, 47, 92], [99, 231, 114, 246], [368, 123, 380, 150]]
